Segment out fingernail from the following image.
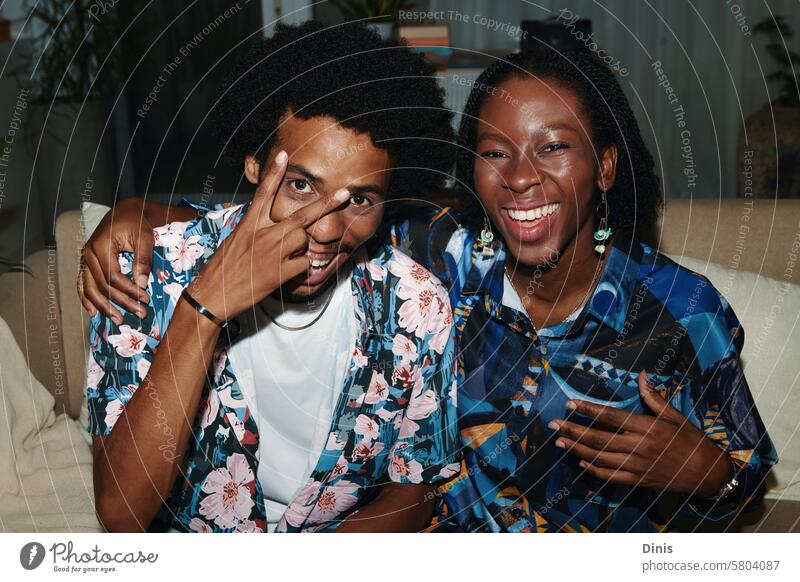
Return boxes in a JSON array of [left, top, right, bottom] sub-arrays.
[[334, 189, 350, 202], [579, 461, 588, 469], [548, 421, 560, 431], [555, 439, 566, 449], [136, 275, 148, 289], [566, 401, 577, 411], [275, 150, 287, 164]]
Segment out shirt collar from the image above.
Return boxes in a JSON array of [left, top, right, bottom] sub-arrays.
[[465, 232, 643, 336]]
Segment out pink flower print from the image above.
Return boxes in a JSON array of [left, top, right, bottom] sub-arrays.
[[188, 517, 213, 532], [165, 234, 204, 273], [376, 407, 401, 423], [153, 221, 187, 249], [351, 439, 385, 463], [198, 392, 220, 429], [136, 357, 151, 381], [426, 289, 454, 355], [149, 323, 161, 341], [86, 352, 104, 389], [307, 480, 360, 523], [392, 362, 422, 392], [225, 412, 246, 442], [199, 453, 255, 529], [406, 387, 438, 421], [205, 205, 241, 221], [331, 454, 349, 478], [399, 385, 438, 438], [356, 371, 389, 405], [325, 432, 346, 451], [163, 282, 184, 304], [354, 414, 380, 441], [351, 346, 369, 369], [397, 287, 437, 339], [366, 260, 386, 281], [107, 325, 148, 357], [448, 379, 458, 407], [282, 478, 322, 528], [104, 399, 125, 429], [392, 334, 418, 363], [438, 463, 461, 480], [398, 418, 420, 439], [234, 519, 263, 533], [389, 251, 432, 296], [388, 443, 424, 484]]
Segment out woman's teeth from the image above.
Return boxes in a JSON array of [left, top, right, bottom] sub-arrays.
[[506, 203, 560, 222]]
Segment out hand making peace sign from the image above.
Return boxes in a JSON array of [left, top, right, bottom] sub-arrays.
[[186, 150, 350, 322]]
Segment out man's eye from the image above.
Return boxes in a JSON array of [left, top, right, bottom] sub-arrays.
[[290, 179, 312, 193], [542, 143, 569, 153], [349, 193, 369, 207], [480, 151, 507, 158]]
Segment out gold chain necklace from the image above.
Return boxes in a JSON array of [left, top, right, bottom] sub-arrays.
[[258, 287, 335, 331]]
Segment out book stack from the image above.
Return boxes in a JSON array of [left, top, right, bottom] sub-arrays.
[[397, 24, 452, 69]]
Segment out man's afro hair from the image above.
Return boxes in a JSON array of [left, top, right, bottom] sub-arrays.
[[210, 20, 456, 202]]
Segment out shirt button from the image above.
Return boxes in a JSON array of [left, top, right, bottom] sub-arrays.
[[540, 345, 548, 355]]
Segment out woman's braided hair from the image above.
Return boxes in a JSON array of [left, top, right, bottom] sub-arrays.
[[455, 48, 661, 234]]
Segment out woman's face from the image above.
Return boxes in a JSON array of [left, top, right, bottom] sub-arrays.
[[245, 111, 390, 300], [473, 76, 616, 268]]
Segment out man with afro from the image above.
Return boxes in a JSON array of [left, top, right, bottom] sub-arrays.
[[84, 21, 462, 533]]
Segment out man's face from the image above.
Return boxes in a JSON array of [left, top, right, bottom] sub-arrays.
[[245, 111, 390, 301]]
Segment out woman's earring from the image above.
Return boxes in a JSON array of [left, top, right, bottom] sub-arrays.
[[594, 192, 612, 255], [479, 217, 495, 257]]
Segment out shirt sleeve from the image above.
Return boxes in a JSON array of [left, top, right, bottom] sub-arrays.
[[86, 205, 246, 437], [86, 252, 161, 437], [387, 278, 462, 486], [675, 284, 778, 520], [388, 209, 461, 286]]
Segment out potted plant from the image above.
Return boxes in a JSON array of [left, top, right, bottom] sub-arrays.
[[25, 0, 123, 242], [332, 0, 415, 39], [737, 16, 800, 198]]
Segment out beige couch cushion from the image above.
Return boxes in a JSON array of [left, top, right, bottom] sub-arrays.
[[0, 248, 68, 410]]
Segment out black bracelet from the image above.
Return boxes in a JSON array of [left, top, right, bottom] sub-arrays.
[[181, 288, 228, 329]]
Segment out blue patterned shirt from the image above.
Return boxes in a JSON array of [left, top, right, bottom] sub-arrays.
[[392, 209, 777, 533]]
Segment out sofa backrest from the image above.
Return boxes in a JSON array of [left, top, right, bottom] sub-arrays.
[[647, 198, 800, 283]]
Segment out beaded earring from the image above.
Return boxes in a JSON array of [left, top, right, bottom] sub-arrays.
[[594, 191, 612, 255], [479, 217, 495, 257]]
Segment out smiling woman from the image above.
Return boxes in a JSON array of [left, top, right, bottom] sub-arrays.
[[391, 47, 777, 532]]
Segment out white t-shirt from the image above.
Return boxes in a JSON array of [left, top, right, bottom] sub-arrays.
[[226, 269, 356, 532]]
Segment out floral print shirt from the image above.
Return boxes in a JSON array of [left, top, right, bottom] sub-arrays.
[[87, 203, 461, 533]]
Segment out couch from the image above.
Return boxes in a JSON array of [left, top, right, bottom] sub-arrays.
[[1, 197, 798, 532]]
